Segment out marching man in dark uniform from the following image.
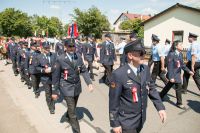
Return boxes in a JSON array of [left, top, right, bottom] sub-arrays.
[[150, 34, 168, 85], [8, 37, 19, 76], [36, 42, 57, 114], [121, 31, 138, 66], [160, 40, 194, 109], [55, 38, 64, 56], [51, 38, 94, 133], [182, 33, 200, 93], [83, 35, 99, 81], [25, 42, 41, 98], [75, 37, 83, 56], [100, 33, 116, 85], [109, 39, 166, 133], [17, 41, 31, 89]]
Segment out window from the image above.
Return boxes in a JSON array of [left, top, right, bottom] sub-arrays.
[[172, 31, 184, 42]]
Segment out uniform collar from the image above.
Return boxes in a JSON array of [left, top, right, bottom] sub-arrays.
[[175, 50, 180, 56], [128, 63, 138, 76]]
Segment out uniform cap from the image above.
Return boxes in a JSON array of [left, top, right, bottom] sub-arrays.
[[151, 34, 160, 41], [165, 39, 171, 44], [124, 39, 145, 54], [130, 31, 137, 38], [87, 34, 94, 39], [64, 38, 75, 47], [23, 41, 28, 46], [42, 42, 50, 49], [189, 32, 198, 38], [105, 33, 111, 38]]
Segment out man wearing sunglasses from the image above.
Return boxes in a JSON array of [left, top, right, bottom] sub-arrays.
[[109, 39, 166, 133]]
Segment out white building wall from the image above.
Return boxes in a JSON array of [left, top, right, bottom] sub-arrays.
[[144, 7, 200, 48]]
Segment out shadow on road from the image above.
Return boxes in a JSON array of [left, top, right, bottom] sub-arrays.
[[187, 100, 200, 113], [59, 107, 106, 133], [187, 90, 200, 97], [76, 107, 94, 121]]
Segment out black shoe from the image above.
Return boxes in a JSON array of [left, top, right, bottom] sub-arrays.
[[60, 115, 69, 123], [50, 110, 55, 114], [35, 94, 40, 98], [28, 85, 31, 89], [176, 104, 186, 110]]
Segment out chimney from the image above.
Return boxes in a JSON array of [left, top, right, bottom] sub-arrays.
[[127, 11, 128, 14]]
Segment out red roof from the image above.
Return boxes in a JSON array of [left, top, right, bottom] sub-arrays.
[[114, 13, 151, 24], [124, 13, 151, 20]]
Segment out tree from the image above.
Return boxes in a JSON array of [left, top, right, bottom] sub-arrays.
[[0, 8, 32, 37], [63, 23, 69, 36], [48, 17, 63, 37], [71, 6, 110, 38], [119, 19, 144, 38], [30, 15, 63, 37]]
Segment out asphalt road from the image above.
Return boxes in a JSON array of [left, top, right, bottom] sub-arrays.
[[0, 60, 200, 133]]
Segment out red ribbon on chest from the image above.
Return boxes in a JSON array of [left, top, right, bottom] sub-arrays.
[[64, 70, 68, 80], [177, 60, 180, 68], [132, 87, 138, 103]]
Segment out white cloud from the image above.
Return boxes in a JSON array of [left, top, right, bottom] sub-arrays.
[[180, 0, 200, 8], [142, 7, 159, 15], [110, 9, 120, 14], [50, 5, 60, 9]]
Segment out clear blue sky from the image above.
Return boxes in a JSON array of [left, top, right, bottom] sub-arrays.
[[1, 0, 200, 25]]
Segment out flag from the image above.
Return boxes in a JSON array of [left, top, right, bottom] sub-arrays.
[[71, 24, 74, 37], [74, 22, 79, 38], [67, 25, 71, 36]]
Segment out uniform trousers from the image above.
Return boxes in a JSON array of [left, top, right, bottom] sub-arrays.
[[11, 58, 18, 74], [43, 83, 55, 111], [102, 64, 113, 85], [87, 61, 94, 79], [30, 74, 40, 95], [151, 61, 168, 85], [182, 61, 200, 92], [64, 95, 80, 133], [160, 82, 183, 105]]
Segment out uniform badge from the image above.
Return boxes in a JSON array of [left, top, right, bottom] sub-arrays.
[[127, 80, 133, 84], [23, 53, 26, 58], [127, 69, 131, 74], [29, 56, 33, 65], [106, 50, 109, 55], [110, 113, 114, 120], [110, 82, 116, 89]]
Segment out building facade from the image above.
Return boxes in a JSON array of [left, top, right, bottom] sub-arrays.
[[143, 3, 200, 48]]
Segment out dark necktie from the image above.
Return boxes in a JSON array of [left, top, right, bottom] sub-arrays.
[[137, 67, 141, 80]]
